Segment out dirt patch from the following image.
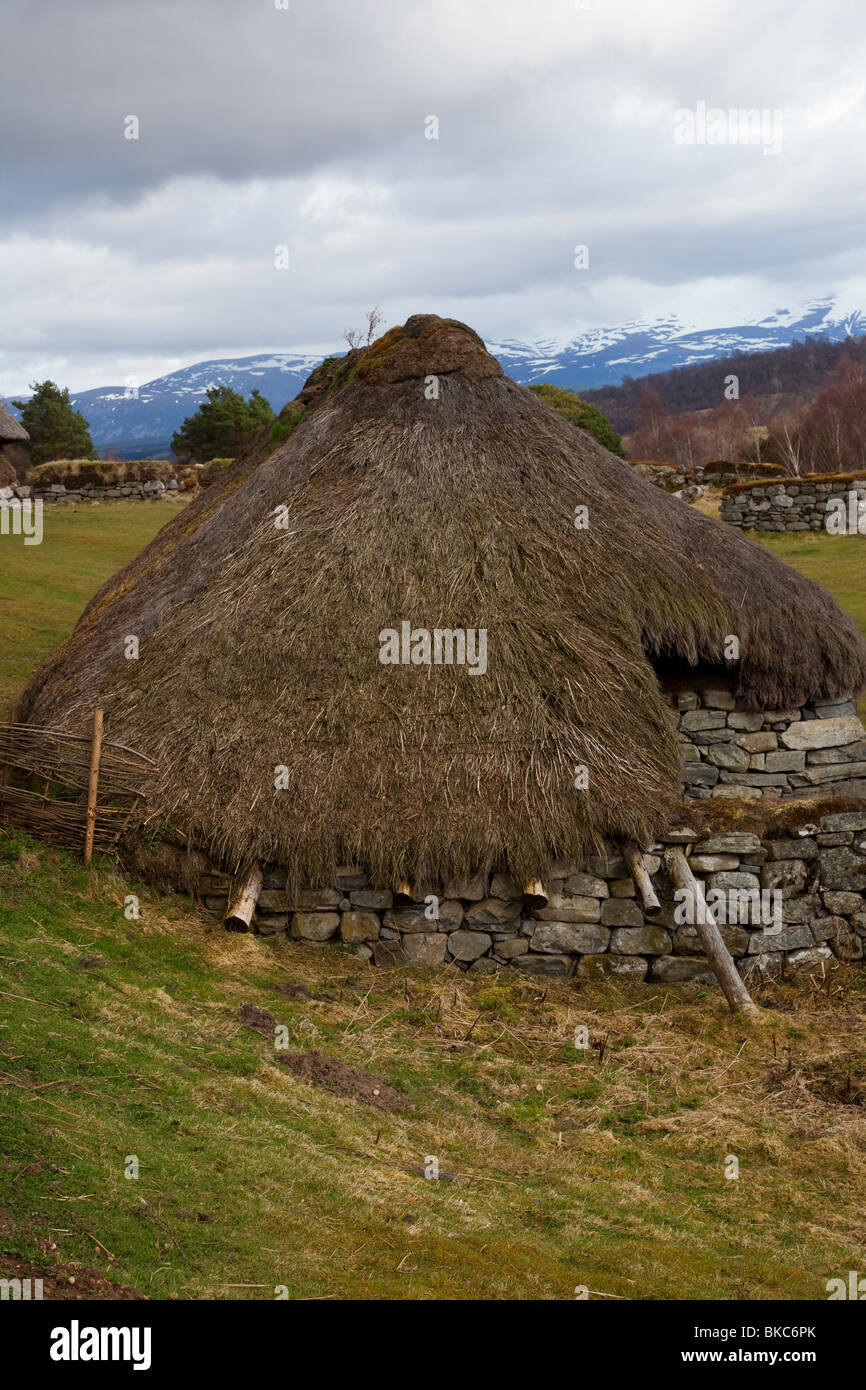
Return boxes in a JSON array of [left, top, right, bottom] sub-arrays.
[[279, 1051, 410, 1112], [0, 1256, 144, 1300], [236, 1002, 276, 1035], [272, 982, 336, 1003]]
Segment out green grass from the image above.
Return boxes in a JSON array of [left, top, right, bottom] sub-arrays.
[[1, 828, 865, 1300], [0, 498, 187, 717], [1, 505, 866, 1299], [756, 533, 866, 721]]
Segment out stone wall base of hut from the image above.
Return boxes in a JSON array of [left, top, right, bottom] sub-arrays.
[[179, 811, 866, 982], [667, 678, 866, 802]]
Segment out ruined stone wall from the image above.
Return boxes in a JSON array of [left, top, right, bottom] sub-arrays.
[[195, 813, 866, 984]]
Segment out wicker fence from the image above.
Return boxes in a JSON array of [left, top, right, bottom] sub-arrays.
[[0, 718, 153, 856]]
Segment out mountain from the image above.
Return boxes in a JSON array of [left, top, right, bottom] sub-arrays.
[[5, 297, 864, 457]]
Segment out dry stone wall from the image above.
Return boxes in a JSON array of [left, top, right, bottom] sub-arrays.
[[197, 812, 866, 984], [8, 480, 182, 504], [670, 681, 866, 802], [720, 476, 866, 532]]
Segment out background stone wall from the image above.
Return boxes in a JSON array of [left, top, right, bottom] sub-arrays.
[[197, 813, 866, 983], [720, 477, 866, 532], [9, 480, 182, 504], [669, 680, 866, 801]]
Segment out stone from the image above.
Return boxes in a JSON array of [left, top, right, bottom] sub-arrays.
[[676, 691, 700, 710], [335, 866, 369, 890], [761, 859, 808, 893], [796, 761, 866, 785], [707, 743, 750, 771], [786, 945, 834, 972], [681, 744, 702, 763], [817, 832, 854, 847], [674, 923, 749, 956], [680, 710, 727, 731], [765, 838, 818, 860], [351, 889, 394, 910], [698, 687, 735, 710], [747, 924, 812, 953], [531, 922, 610, 954], [380, 926, 399, 940], [818, 848, 866, 892], [735, 731, 778, 752], [599, 899, 643, 927], [764, 749, 806, 773], [648, 957, 717, 984], [512, 954, 572, 977], [470, 957, 501, 973], [384, 901, 463, 932], [533, 893, 601, 923], [810, 916, 846, 943], [577, 954, 648, 980], [262, 865, 288, 890], [819, 812, 866, 832], [464, 898, 522, 927], [781, 715, 865, 750], [682, 764, 720, 787], [812, 701, 857, 719], [693, 833, 762, 855], [707, 871, 761, 891], [727, 712, 764, 732], [822, 891, 863, 914], [257, 889, 291, 911], [780, 895, 822, 924], [806, 740, 866, 764], [203, 895, 229, 914], [292, 912, 340, 941], [563, 873, 608, 898], [340, 911, 381, 943], [402, 932, 448, 965], [609, 925, 672, 955], [739, 952, 783, 980], [489, 874, 522, 900], [371, 939, 406, 967], [687, 855, 739, 872], [711, 785, 762, 800], [718, 770, 789, 786], [609, 877, 637, 898], [587, 852, 628, 877], [287, 887, 342, 910], [443, 870, 487, 900], [447, 930, 492, 962], [254, 913, 289, 935], [495, 937, 529, 958]]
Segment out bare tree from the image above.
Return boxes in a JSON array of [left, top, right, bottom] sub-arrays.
[[344, 306, 385, 350]]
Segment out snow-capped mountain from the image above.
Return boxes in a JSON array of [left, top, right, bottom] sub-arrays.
[[5, 298, 863, 456]]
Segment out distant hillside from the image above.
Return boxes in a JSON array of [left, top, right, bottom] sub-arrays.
[[581, 334, 866, 435]]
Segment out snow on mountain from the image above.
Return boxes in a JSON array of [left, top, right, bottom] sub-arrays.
[[5, 298, 863, 456]]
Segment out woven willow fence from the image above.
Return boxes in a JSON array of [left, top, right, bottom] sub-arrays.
[[0, 715, 154, 859]]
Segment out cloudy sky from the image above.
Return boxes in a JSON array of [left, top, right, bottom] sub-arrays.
[[2, 0, 865, 394]]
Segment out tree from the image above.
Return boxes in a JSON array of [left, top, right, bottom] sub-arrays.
[[12, 380, 96, 466], [344, 306, 385, 350], [529, 383, 625, 456], [171, 386, 275, 463]]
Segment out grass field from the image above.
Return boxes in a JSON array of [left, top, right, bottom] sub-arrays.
[[1, 500, 865, 1300]]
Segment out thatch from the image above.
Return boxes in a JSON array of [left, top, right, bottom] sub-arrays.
[[16, 315, 866, 887], [0, 402, 29, 442]]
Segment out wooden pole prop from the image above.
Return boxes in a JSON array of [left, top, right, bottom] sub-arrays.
[[224, 862, 263, 932], [0, 711, 14, 818], [664, 847, 759, 1018], [83, 708, 104, 867], [522, 879, 549, 909], [623, 840, 661, 916]]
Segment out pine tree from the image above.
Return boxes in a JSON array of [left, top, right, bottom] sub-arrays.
[[12, 381, 97, 466], [171, 386, 275, 463]]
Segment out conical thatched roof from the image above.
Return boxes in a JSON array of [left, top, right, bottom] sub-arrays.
[[0, 402, 29, 442], [17, 315, 866, 885]]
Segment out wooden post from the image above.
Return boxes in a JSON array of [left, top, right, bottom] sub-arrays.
[[623, 840, 661, 916], [522, 879, 548, 909], [83, 708, 103, 867], [224, 862, 263, 932], [664, 847, 759, 1018]]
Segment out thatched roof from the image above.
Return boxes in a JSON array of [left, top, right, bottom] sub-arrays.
[[17, 315, 866, 885], [0, 402, 28, 442]]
